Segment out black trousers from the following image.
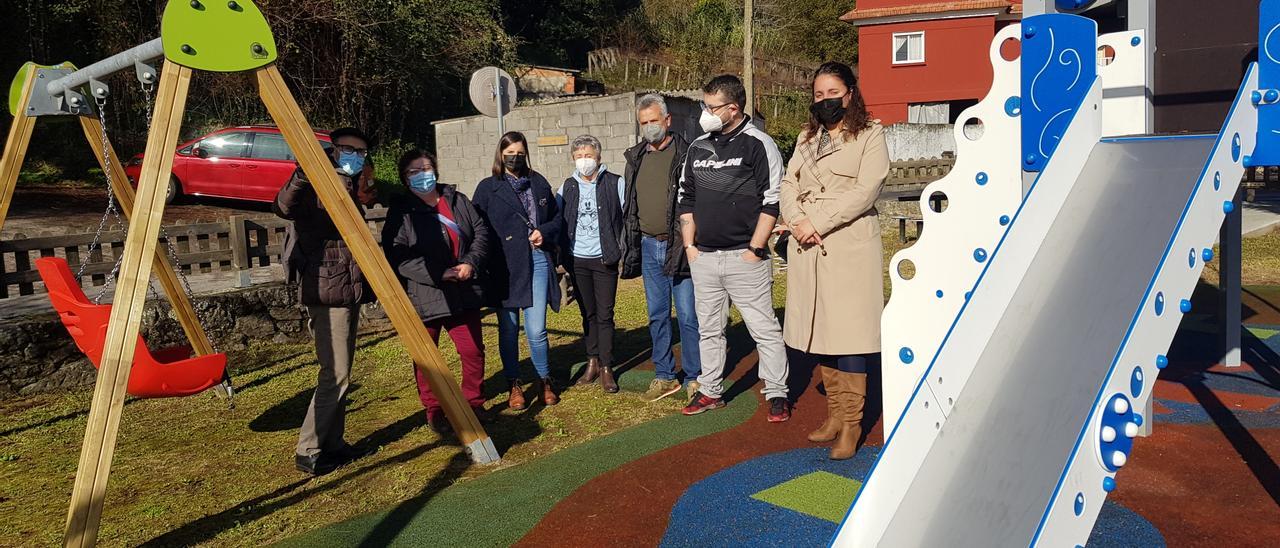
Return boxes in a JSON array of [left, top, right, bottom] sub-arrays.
[[572, 257, 619, 367], [786, 346, 880, 374]]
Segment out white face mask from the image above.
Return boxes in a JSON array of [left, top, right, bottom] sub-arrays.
[[699, 109, 725, 133], [575, 157, 599, 176]]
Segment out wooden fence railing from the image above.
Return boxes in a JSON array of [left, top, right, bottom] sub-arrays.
[[1, 156, 963, 301], [886, 155, 956, 190], [0, 208, 388, 299]]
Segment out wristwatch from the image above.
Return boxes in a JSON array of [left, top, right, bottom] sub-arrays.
[[749, 246, 770, 259]]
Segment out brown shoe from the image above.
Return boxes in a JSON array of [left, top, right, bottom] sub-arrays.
[[507, 381, 527, 411], [599, 365, 619, 393], [830, 371, 867, 460], [539, 377, 560, 406], [808, 367, 841, 443], [577, 357, 602, 385]]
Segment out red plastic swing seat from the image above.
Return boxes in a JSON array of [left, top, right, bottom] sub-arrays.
[[35, 257, 227, 398]]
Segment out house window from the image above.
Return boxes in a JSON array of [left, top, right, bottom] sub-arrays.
[[893, 32, 925, 65]]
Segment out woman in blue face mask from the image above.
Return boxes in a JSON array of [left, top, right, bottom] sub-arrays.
[[382, 149, 493, 433]]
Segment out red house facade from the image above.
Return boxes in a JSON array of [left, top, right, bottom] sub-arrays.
[[842, 1, 1023, 125]]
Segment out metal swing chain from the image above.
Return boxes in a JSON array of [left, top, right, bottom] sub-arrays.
[[138, 80, 201, 309], [86, 95, 129, 303], [136, 81, 218, 353]]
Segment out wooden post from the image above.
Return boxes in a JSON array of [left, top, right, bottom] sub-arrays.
[[254, 64, 498, 463], [63, 61, 193, 548], [229, 214, 252, 288], [0, 71, 39, 230], [77, 115, 217, 358]]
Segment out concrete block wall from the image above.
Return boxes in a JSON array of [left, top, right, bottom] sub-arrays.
[[434, 93, 640, 195]]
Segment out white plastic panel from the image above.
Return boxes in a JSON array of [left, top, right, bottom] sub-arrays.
[[1097, 30, 1149, 137], [1033, 64, 1259, 547], [880, 24, 1024, 428], [834, 80, 1105, 548]]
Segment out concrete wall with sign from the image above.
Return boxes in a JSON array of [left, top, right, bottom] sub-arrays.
[[434, 93, 643, 195]]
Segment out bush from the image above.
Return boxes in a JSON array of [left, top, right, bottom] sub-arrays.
[[369, 139, 412, 206]]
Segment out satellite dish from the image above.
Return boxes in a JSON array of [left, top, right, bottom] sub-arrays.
[[469, 67, 516, 118]]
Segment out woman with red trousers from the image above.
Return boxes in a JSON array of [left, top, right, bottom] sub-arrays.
[[383, 149, 491, 433]]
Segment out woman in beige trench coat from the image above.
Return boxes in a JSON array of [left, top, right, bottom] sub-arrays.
[[779, 61, 889, 460]]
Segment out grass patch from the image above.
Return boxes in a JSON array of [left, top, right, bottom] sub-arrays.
[[0, 274, 789, 546]]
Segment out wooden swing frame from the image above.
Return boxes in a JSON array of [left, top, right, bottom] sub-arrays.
[[1, 3, 498, 546]]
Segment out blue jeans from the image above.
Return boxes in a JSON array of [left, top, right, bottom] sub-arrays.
[[641, 236, 701, 382], [499, 249, 551, 380]]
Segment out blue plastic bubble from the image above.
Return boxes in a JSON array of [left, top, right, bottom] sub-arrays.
[[1224, 200, 1235, 214], [974, 248, 988, 263], [1004, 96, 1021, 117], [1102, 477, 1116, 492], [1156, 355, 1169, 369], [976, 172, 989, 185], [1202, 248, 1214, 262], [936, 290, 944, 298], [1024, 25, 1037, 38], [1131, 36, 1142, 47], [965, 291, 972, 301], [999, 215, 1011, 226], [1179, 299, 1192, 313], [1025, 154, 1037, 165], [899, 347, 915, 364], [1254, 91, 1265, 105], [1267, 89, 1279, 103], [1133, 413, 1144, 426], [1154, 292, 1165, 316]]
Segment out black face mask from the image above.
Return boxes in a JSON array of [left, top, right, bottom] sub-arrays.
[[503, 154, 527, 173], [810, 96, 847, 125]]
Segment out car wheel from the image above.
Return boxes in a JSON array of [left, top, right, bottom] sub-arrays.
[[165, 176, 182, 205]]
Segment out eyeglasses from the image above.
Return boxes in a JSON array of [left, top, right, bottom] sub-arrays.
[[700, 100, 733, 114], [335, 144, 369, 157]]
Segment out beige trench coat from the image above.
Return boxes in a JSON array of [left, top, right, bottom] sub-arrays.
[[779, 123, 889, 355]]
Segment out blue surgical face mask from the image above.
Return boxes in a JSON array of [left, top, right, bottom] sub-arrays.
[[407, 171, 437, 194], [338, 152, 365, 176]]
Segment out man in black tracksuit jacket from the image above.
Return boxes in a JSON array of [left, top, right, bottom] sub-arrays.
[[677, 75, 791, 422]]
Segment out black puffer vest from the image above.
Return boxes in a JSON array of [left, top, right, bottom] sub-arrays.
[[560, 170, 624, 266]]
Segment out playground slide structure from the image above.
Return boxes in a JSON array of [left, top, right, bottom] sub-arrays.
[[834, 6, 1276, 547]]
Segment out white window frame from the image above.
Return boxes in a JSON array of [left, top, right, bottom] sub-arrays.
[[892, 31, 926, 65]]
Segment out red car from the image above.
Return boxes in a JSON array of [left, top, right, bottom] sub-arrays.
[[125, 126, 332, 204]]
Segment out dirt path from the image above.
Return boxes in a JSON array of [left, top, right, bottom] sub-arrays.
[[1, 185, 267, 238]]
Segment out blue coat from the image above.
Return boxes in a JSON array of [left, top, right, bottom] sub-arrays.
[[472, 172, 563, 311]]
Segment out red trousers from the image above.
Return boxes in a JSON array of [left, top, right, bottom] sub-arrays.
[[414, 310, 486, 413]]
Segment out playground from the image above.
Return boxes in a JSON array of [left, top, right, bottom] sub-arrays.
[[1, 224, 1278, 546], [3, 1, 1280, 546]]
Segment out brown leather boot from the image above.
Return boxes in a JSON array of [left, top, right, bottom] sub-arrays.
[[577, 357, 602, 385], [507, 381, 527, 411], [808, 367, 842, 443], [830, 371, 866, 460], [539, 377, 560, 405], [599, 365, 619, 393]]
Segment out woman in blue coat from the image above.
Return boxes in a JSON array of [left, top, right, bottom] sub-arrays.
[[473, 131, 563, 410]]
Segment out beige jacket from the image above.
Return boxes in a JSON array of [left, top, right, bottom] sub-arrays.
[[779, 123, 889, 355]]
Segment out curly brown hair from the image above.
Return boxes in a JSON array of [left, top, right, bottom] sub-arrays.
[[801, 61, 873, 144]]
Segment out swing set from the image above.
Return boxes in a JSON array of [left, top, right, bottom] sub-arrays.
[[1, 2, 497, 546]]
